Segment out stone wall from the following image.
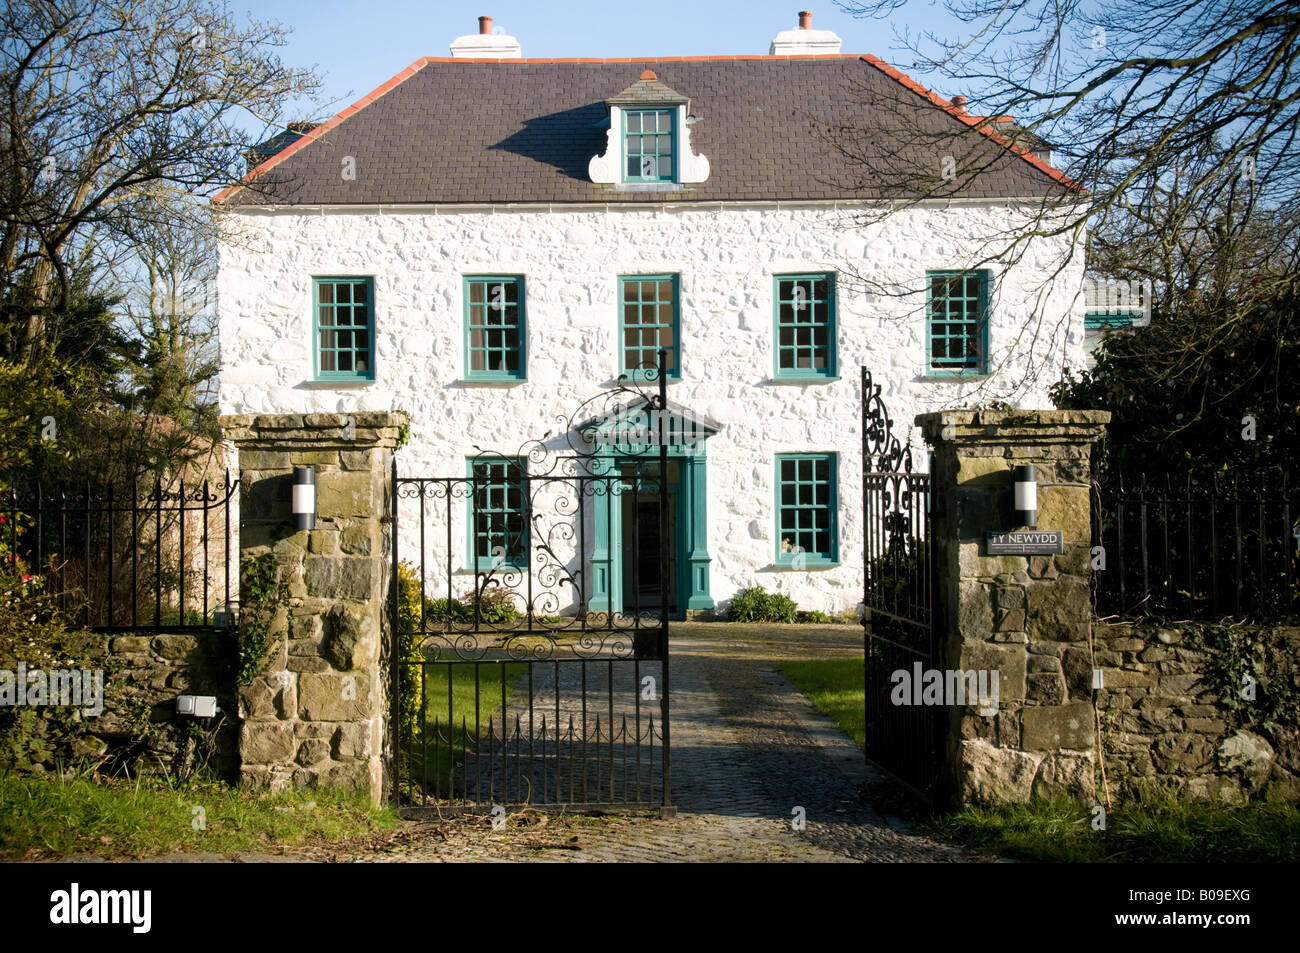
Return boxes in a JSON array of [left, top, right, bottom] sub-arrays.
[[1094, 622, 1300, 802], [918, 409, 1109, 806], [220, 412, 405, 805], [218, 202, 1087, 613], [98, 631, 239, 777]]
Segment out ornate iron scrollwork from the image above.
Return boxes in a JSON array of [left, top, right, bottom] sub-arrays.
[[396, 363, 674, 662], [861, 366, 912, 473]]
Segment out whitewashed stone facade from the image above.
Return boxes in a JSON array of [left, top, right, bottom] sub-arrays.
[[218, 199, 1086, 614]]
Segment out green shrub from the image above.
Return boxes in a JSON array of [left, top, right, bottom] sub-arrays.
[[394, 562, 425, 747], [765, 592, 797, 623], [467, 586, 519, 623], [797, 609, 831, 624], [425, 597, 469, 623], [727, 586, 770, 622], [727, 585, 799, 623]]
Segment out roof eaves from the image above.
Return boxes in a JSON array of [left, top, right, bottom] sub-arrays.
[[857, 54, 1084, 194], [212, 56, 434, 205]]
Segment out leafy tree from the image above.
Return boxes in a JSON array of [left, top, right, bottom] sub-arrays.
[[832, 0, 1300, 393], [1051, 289, 1300, 475]]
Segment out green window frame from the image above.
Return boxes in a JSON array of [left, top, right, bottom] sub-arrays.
[[464, 276, 526, 381], [926, 270, 990, 376], [775, 454, 838, 566], [774, 273, 836, 380], [623, 108, 675, 182], [468, 457, 529, 571], [619, 274, 680, 381], [313, 276, 374, 381], [1084, 311, 1140, 331]]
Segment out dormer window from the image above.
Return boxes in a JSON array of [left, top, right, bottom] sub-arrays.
[[624, 109, 675, 182], [588, 70, 709, 188]]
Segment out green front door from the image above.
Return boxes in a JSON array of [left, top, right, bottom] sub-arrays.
[[589, 449, 713, 620]]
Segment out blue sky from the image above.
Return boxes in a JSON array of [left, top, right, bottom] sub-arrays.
[[243, 1, 960, 122]]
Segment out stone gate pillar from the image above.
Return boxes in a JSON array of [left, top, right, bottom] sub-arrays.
[[917, 409, 1110, 805], [219, 412, 406, 805]]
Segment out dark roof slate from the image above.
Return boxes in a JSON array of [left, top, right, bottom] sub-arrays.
[[218, 56, 1075, 207]]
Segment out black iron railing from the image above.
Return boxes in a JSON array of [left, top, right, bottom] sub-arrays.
[[0, 475, 238, 632], [1093, 469, 1300, 621], [391, 353, 673, 812], [861, 366, 942, 800]]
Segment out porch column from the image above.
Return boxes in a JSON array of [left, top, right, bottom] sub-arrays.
[[588, 455, 618, 615], [684, 451, 714, 613]]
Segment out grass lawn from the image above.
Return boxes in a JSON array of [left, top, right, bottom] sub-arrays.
[[407, 661, 528, 794], [778, 656, 865, 749], [0, 772, 398, 860], [924, 796, 1300, 863], [780, 654, 1300, 862]]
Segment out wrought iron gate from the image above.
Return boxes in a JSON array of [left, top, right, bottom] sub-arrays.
[[861, 368, 942, 799], [390, 357, 674, 814]]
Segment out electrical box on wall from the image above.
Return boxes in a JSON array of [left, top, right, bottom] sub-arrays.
[[175, 694, 218, 718]]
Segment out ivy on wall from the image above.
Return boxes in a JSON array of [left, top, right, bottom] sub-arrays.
[[237, 553, 288, 686]]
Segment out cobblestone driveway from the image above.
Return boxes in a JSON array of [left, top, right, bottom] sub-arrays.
[[117, 624, 987, 863], [363, 623, 983, 863]]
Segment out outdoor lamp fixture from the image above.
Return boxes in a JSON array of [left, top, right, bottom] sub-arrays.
[[292, 466, 317, 531], [1013, 465, 1038, 529]]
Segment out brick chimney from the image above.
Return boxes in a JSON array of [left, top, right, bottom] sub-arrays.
[[450, 14, 521, 58], [770, 9, 842, 55]]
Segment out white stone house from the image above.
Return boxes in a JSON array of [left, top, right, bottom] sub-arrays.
[[215, 12, 1087, 618]]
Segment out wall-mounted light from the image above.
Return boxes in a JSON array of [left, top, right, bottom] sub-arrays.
[[1013, 464, 1037, 529], [292, 466, 316, 530]]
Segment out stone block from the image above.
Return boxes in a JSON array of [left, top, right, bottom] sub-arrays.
[[308, 530, 340, 555], [958, 642, 1026, 699], [298, 672, 370, 721], [957, 580, 993, 639], [150, 634, 199, 662], [341, 522, 378, 555], [957, 739, 1040, 804], [333, 723, 371, 760], [323, 602, 376, 670], [296, 738, 330, 767], [1027, 654, 1062, 674], [1022, 702, 1093, 751], [995, 586, 1025, 609], [1032, 750, 1095, 799], [1061, 646, 1093, 697], [315, 472, 376, 519], [1026, 673, 1066, 704], [1217, 731, 1274, 783], [303, 556, 379, 600], [1159, 673, 1202, 696], [1026, 579, 1091, 642], [240, 722, 296, 763], [341, 449, 378, 470], [994, 606, 1025, 632]]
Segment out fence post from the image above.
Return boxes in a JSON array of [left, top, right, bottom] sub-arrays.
[[917, 409, 1110, 805], [219, 412, 407, 805]]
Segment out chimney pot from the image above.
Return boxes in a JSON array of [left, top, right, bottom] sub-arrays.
[[799, 10, 812, 29], [478, 15, 492, 35], [951, 95, 967, 112], [640, 69, 657, 80]]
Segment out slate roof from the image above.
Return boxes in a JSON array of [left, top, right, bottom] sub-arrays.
[[215, 55, 1077, 207]]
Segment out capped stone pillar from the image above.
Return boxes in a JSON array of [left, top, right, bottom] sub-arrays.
[[918, 409, 1110, 806], [219, 412, 407, 805]]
